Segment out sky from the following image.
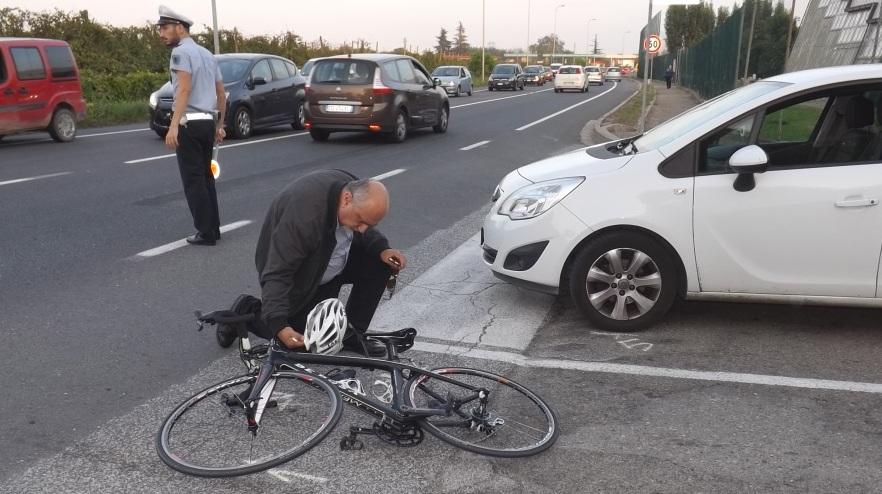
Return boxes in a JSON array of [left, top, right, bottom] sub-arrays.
[[2, 0, 811, 56]]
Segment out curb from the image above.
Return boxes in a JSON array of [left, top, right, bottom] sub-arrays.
[[579, 81, 640, 146]]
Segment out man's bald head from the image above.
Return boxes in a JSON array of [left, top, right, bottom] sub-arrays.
[[338, 179, 389, 233]]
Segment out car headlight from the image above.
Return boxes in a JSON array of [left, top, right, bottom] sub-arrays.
[[446, 81, 455, 86], [498, 177, 584, 220], [149, 91, 158, 109]]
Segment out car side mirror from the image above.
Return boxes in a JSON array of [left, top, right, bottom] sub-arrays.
[[252, 76, 267, 86], [728, 144, 768, 192], [432, 77, 442, 88]]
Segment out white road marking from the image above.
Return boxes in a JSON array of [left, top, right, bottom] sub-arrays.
[[0, 171, 72, 187], [451, 87, 554, 109], [460, 140, 491, 151], [79, 128, 151, 138], [131, 220, 252, 259], [268, 469, 329, 484], [412, 341, 882, 394], [124, 132, 309, 164], [372, 168, 406, 180], [515, 82, 618, 131]]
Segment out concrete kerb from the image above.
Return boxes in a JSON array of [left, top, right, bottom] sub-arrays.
[[579, 81, 644, 146]]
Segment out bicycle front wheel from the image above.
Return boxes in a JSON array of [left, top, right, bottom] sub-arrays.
[[156, 371, 342, 477], [405, 367, 559, 457]]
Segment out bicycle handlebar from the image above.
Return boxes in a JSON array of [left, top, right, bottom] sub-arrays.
[[194, 310, 255, 325]]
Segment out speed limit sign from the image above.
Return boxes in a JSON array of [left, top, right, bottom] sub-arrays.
[[643, 35, 662, 55]]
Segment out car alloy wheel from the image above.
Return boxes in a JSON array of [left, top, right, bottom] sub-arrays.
[[390, 111, 408, 143], [234, 107, 252, 138], [455, 85, 461, 97], [433, 105, 449, 133], [292, 102, 306, 130]]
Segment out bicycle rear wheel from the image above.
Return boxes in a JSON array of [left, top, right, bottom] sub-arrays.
[[405, 367, 559, 457], [156, 371, 342, 477]]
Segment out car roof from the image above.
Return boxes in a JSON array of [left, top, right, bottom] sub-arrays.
[[324, 53, 413, 63], [766, 64, 882, 86], [216, 53, 289, 61], [0, 37, 69, 45], [434, 65, 465, 69]]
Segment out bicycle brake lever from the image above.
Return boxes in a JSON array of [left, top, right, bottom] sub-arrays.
[[194, 311, 205, 332]]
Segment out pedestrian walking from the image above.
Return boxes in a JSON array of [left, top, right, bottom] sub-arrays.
[[664, 65, 674, 89], [156, 5, 226, 246]]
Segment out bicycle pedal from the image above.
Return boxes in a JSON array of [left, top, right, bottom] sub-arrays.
[[340, 437, 364, 451]]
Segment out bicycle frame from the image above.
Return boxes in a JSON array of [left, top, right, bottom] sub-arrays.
[[242, 337, 488, 433]]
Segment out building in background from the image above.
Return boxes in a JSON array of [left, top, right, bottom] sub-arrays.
[[788, 0, 882, 71]]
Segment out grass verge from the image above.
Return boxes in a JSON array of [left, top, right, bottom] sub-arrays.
[[605, 83, 655, 129], [82, 100, 148, 128]]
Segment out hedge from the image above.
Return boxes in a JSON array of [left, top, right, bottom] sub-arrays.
[[80, 70, 169, 102]]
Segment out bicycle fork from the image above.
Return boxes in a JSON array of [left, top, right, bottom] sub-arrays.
[[245, 363, 277, 434]]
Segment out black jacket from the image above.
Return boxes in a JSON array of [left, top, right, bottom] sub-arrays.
[[255, 169, 390, 336]]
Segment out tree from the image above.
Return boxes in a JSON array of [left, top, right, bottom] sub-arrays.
[[453, 21, 469, 54], [592, 35, 603, 55], [468, 51, 495, 79], [717, 6, 730, 25], [435, 27, 452, 54], [664, 2, 716, 51], [529, 34, 569, 56]]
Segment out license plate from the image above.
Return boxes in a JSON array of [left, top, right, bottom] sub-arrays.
[[325, 104, 354, 113], [496, 82, 505, 85]]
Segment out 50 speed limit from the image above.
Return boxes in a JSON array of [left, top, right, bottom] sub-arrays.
[[643, 35, 662, 54]]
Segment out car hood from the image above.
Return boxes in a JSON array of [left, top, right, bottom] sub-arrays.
[[516, 146, 634, 183], [434, 75, 461, 82], [156, 80, 237, 97]]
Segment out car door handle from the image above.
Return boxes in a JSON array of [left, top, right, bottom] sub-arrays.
[[18, 87, 28, 94], [835, 198, 878, 208], [3, 88, 12, 96]]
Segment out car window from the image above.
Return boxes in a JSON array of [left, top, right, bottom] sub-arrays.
[[559, 67, 581, 74], [284, 61, 298, 78], [412, 62, 431, 85], [269, 59, 290, 80], [460, 68, 466, 78], [10, 47, 46, 80], [44, 45, 76, 79], [300, 60, 314, 77], [312, 60, 374, 85], [432, 67, 459, 77], [699, 114, 757, 174], [493, 65, 515, 75], [382, 61, 401, 82], [759, 96, 828, 145], [251, 60, 274, 83], [217, 59, 249, 82], [394, 59, 417, 83]]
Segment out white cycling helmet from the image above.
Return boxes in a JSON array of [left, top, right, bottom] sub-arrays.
[[304, 298, 347, 355]]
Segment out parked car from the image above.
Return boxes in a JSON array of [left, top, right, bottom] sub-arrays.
[[605, 66, 623, 82], [0, 37, 86, 142], [549, 63, 563, 77], [523, 65, 546, 86], [554, 65, 588, 93], [149, 53, 306, 139], [482, 65, 882, 331], [584, 66, 605, 85], [431, 65, 473, 96], [304, 54, 449, 143], [488, 64, 524, 91]]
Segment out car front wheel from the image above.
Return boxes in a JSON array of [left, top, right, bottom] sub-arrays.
[[48, 107, 77, 142], [432, 105, 449, 133], [309, 129, 330, 141], [569, 232, 678, 332], [232, 106, 252, 139], [291, 101, 306, 130]]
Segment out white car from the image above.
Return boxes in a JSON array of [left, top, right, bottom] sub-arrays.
[[482, 64, 882, 332], [584, 66, 605, 85], [605, 67, 622, 82], [554, 65, 588, 93]]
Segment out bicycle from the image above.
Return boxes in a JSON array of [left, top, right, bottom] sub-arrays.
[[155, 308, 559, 478]]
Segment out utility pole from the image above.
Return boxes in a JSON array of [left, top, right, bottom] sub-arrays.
[[735, 3, 745, 85], [874, 0, 882, 62], [743, 0, 758, 81], [639, 0, 652, 133], [784, 0, 796, 69], [482, 0, 486, 80], [210, 0, 220, 54], [526, 0, 531, 65], [552, 4, 565, 64]]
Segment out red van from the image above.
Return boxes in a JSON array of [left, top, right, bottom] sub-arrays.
[[0, 38, 87, 142]]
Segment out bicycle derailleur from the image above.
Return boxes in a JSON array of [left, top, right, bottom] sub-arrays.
[[339, 420, 424, 451]]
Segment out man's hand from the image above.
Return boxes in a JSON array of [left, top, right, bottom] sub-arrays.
[[165, 125, 179, 149], [277, 327, 305, 349], [215, 127, 226, 144], [380, 249, 407, 270]]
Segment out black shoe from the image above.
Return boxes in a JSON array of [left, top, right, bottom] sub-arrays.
[[186, 232, 216, 246], [342, 336, 386, 357]]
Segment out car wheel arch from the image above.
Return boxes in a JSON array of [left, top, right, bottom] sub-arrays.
[[558, 225, 687, 300]]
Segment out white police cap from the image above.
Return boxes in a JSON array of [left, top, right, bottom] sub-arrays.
[[156, 5, 193, 28]]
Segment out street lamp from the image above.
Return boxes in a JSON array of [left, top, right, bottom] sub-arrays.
[[552, 4, 565, 65], [526, 0, 531, 66], [586, 17, 597, 63], [482, 0, 486, 81], [210, 0, 220, 54]]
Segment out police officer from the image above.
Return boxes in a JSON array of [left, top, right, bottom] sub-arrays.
[[156, 5, 226, 246]]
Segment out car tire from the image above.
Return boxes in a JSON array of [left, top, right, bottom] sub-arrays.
[[47, 107, 77, 143], [569, 232, 678, 332], [388, 109, 408, 143], [291, 101, 306, 130], [309, 129, 330, 141], [231, 106, 253, 139], [455, 85, 461, 97], [432, 105, 449, 133], [488, 86, 494, 92], [468, 87, 473, 96]]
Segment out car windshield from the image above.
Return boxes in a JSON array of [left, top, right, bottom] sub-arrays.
[[218, 59, 250, 82], [525, 66, 542, 73], [607, 68, 620, 73], [493, 65, 516, 75], [312, 60, 375, 84], [559, 67, 581, 74], [585, 67, 600, 73], [629, 81, 790, 153], [433, 67, 460, 77]]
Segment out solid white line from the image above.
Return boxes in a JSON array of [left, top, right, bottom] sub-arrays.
[[132, 220, 252, 258], [412, 341, 882, 395], [124, 132, 309, 164], [0, 171, 72, 187], [451, 87, 554, 109], [515, 82, 618, 131], [372, 168, 406, 181], [79, 128, 151, 138], [460, 140, 491, 151], [267, 469, 328, 484]]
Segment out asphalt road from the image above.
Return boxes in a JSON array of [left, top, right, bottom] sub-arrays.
[[0, 80, 633, 483]]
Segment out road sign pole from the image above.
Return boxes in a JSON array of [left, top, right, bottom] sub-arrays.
[[639, 0, 653, 134]]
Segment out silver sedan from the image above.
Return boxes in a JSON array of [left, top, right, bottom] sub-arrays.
[[431, 65, 473, 97]]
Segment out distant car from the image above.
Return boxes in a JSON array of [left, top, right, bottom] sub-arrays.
[[0, 37, 86, 143], [605, 67, 623, 82], [543, 66, 554, 82], [431, 65, 473, 96], [149, 53, 306, 139], [584, 66, 605, 85], [554, 65, 588, 93], [523, 65, 546, 86], [488, 63, 524, 91], [304, 54, 449, 143], [549, 63, 563, 77]]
